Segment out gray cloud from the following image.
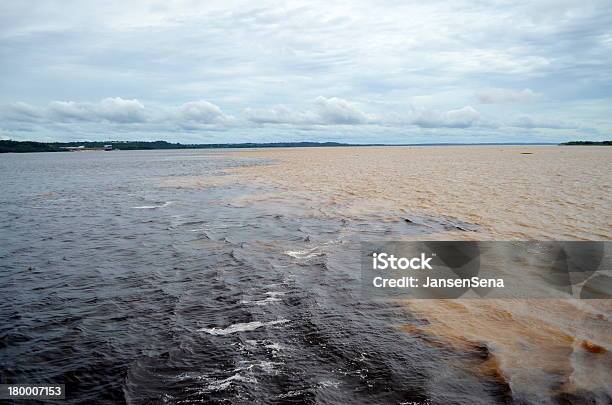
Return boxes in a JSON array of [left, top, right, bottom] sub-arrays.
[[476, 88, 541, 104], [1, 98, 231, 126], [0, 98, 234, 141], [244, 105, 319, 125], [244, 100, 576, 131], [173, 100, 233, 124], [0, 97, 583, 140], [507, 115, 579, 130], [410, 106, 485, 129], [48, 98, 147, 123], [0, 129, 13, 140], [245, 96, 374, 125], [313, 96, 373, 124], [0, 1, 610, 142], [2, 102, 44, 122]]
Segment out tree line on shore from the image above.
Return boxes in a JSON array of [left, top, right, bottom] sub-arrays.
[[1, 139, 609, 153], [0, 140, 351, 153]]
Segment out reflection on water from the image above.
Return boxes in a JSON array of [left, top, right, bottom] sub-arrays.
[[1, 148, 610, 404]]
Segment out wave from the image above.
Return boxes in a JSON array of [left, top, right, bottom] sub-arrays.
[[207, 373, 257, 391], [131, 201, 173, 209], [284, 247, 323, 259], [240, 297, 281, 306], [198, 319, 290, 336]]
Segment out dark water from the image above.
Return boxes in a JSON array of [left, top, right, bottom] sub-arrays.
[[2, 150, 515, 404]]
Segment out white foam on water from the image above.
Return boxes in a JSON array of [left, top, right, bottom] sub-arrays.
[[247, 360, 283, 374], [131, 201, 173, 209], [276, 389, 307, 399], [284, 247, 322, 259], [322, 238, 343, 246], [198, 319, 289, 335], [318, 380, 340, 388], [175, 372, 208, 381], [264, 342, 286, 351], [240, 297, 281, 306], [206, 373, 257, 391]]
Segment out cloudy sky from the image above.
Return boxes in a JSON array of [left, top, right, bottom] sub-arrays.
[[1, 0, 611, 143]]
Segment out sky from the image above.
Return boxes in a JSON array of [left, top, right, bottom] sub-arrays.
[[1, 0, 611, 144]]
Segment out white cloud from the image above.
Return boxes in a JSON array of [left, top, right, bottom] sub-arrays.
[[410, 106, 486, 129], [313, 96, 373, 124], [244, 100, 577, 131], [48, 101, 93, 121], [244, 105, 319, 125], [506, 115, 579, 129], [173, 100, 232, 124], [245, 96, 375, 125], [0, 97, 585, 140], [475, 88, 541, 104], [0, 98, 232, 131], [47, 98, 146, 123], [97, 97, 147, 123]]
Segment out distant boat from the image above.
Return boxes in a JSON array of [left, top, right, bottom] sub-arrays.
[[103, 144, 113, 151], [60, 145, 86, 151]]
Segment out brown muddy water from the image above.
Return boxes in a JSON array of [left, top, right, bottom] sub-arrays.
[[1, 146, 611, 404]]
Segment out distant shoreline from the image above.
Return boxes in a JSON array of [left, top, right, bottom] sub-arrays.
[[0, 139, 592, 153], [1, 139, 609, 153], [559, 141, 611, 146]]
